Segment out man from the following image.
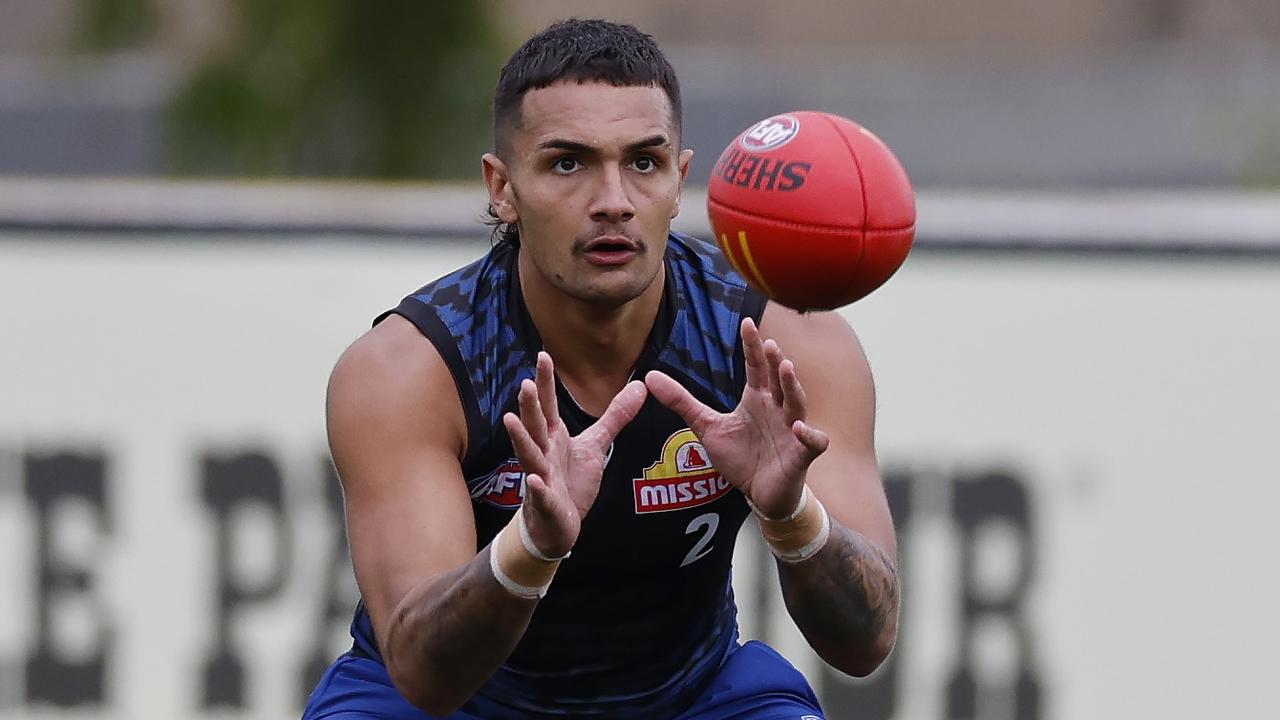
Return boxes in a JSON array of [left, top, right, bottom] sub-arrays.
[[304, 18, 899, 720]]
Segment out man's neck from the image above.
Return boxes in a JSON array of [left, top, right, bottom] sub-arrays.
[[518, 256, 665, 415]]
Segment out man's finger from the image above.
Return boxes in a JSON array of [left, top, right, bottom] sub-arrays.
[[504, 411, 550, 478], [517, 379, 549, 448], [763, 339, 786, 406], [522, 472, 555, 516], [740, 317, 769, 391], [580, 379, 647, 450], [792, 420, 830, 461], [644, 370, 717, 433], [779, 358, 808, 425], [535, 351, 560, 432]]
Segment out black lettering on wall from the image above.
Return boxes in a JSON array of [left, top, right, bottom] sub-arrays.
[[818, 468, 912, 719], [200, 452, 290, 709], [24, 451, 111, 707], [947, 471, 1040, 720], [298, 458, 354, 708]]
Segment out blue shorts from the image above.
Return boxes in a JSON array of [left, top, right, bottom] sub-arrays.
[[302, 640, 824, 720]]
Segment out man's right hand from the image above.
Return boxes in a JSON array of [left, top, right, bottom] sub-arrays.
[[502, 351, 648, 557]]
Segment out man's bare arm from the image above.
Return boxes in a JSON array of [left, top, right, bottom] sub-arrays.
[[331, 317, 645, 715], [329, 314, 541, 714], [379, 551, 543, 715], [759, 306, 901, 676], [775, 514, 900, 675]]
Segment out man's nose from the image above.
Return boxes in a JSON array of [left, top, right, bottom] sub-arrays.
[[588, 164, 636, 224]]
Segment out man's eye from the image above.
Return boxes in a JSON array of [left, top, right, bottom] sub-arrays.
[[632, 157, 658, 173], [553, 158, 580, 174]]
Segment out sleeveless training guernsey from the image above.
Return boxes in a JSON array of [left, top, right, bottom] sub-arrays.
[[351, 232, 767, 718]]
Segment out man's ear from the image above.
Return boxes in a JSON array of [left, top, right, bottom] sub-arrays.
[[672, 147, 694, 218], [483, 153, 518, 224]]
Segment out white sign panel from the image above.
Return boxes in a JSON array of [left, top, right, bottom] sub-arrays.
[[1, 235, 1277, 719]]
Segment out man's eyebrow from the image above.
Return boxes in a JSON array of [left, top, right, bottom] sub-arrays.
[[625, 135, 672, 152], [535, 135, 673, 154], [536, 139, 597, 154]]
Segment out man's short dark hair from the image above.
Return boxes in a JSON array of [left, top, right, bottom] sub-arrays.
[[485, 18, 682, 246]]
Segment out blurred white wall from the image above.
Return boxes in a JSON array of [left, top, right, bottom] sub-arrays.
[[0, 182, 1277, 719]]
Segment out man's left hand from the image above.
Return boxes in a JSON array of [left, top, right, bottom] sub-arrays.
[[644, 317, 829, 519]]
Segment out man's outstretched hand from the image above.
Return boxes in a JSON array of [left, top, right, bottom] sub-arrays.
[[503, 351, 648, 557], [644, 317, 829, 519]]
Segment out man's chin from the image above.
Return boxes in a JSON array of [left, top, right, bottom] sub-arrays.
[[570, 286, 644, 308], [566, 273, 657, 308]]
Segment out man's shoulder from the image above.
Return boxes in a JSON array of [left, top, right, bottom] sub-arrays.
[[666, 231, 769, 317], [667, 231, 744, 285], [389, 243, 515, 330], [665, 231, 765, 325], [338, 313, 453, 392], [363, 242, 525, 440]]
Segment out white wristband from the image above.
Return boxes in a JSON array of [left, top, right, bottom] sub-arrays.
[[756, 486, 832, 564], [488, 527, 551, 599], [517, 508, 571, 562], [769, 503, 831, 564]]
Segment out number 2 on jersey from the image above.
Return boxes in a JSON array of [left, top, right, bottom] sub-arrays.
[[680, 512, 719, 567]]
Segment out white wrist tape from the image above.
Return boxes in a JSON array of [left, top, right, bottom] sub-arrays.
[[770, 504, 831, 563], [488, 533, 550, 599], [517, 508, 571, 562], [756, 485, 832, 564], [488, 511, 562, 600], [779, 485, 809, 522]]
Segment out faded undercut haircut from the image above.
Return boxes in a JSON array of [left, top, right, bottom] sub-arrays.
[[484, 18, 683, 246]]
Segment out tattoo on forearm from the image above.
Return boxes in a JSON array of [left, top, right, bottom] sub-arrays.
[[778, 521, 900, 656], [426, 551, 535, 662], [387, 549, 537, 701]]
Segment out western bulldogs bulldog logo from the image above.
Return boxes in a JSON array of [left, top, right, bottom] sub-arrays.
[[468, 459, 525, 508]]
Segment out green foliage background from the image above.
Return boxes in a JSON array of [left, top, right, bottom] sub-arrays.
[[75, 0, 507, 179]]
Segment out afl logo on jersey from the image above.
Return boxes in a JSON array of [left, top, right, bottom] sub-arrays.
[[633, 429, 731, 514], [468, 459, 526, 508], [739, 114, 800, 153]]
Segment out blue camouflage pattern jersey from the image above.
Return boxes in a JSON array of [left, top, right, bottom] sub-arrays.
[[349, 232, 768, 719]]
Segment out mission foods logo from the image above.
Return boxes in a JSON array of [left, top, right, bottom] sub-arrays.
[[633, 429, 731, 513], [739, 114, 800, 152], [469, 459, 525, 508]]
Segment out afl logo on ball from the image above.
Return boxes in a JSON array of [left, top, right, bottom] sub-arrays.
[[739, 114, 800, 152]]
